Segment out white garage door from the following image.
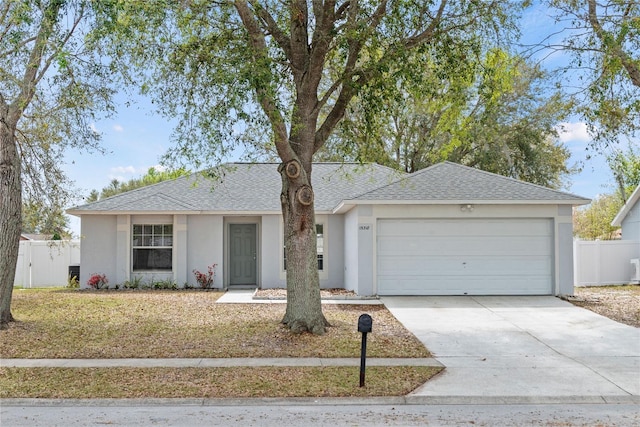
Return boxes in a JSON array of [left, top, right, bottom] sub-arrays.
[[377, 218, 553, 295]]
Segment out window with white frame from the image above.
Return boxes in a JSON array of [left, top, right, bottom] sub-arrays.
[[284, 223, 324, 271], [132, 224, 173, 271]]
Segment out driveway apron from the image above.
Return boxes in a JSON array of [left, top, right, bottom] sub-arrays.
[[382, 296, 640, 399]]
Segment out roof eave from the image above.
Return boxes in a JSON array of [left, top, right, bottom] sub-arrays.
[[334, 198, 591, 213], [67, 209, 286, 217], [611, 184, 640, 227]]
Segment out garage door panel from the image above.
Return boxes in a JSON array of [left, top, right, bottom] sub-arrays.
[[378, 236, 551, 256], [378, 219, 552, 237], [378, 276, 552, 295], [377, 218, 553, 295], [378, 256, 551, 276]]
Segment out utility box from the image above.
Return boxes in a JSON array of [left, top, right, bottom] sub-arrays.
[[631, 259, 640, 284]]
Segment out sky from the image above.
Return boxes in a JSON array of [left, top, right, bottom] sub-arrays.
[[61, 3, 633, 236]]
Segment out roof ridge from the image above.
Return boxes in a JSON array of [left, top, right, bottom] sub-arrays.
[[440, 161, 588, 199]]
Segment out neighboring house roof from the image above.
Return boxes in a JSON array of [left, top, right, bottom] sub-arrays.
[[335, 162, 590, 212], [68, 162, 590, 216], [68, 163, 403, 215], [20, 233, 53, 241], [611, 184, 640, 227]]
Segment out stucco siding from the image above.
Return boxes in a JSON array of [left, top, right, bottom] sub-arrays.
[[621, 201, 640, 241], [80, 215, 117, 288], [325, 214, 345, 288], [187, 215, 224, 288], [261, 215, 284, 289], [343, 209, 358, 292]]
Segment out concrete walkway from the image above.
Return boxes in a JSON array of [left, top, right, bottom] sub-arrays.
[[382, 296, 640, 404], [216, 289, 383, 304]]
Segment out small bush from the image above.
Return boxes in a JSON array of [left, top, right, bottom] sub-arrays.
[[87, 273, 108, 289], [122, 276, 142, 289], [67, 275, 80, 289], [193, 264, 217, 289], [153, 280, 177, 290]]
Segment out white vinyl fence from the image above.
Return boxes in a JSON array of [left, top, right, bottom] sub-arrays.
[[573, 240, 640, 286], [14, 240, 81, 288]]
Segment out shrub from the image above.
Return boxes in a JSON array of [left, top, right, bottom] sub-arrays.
[[123, 276, 142, 289], [193, 264, 217, 289], [87, 273, 108, 289], [67, 275, 80, 289], [153, 280, 177, 290]]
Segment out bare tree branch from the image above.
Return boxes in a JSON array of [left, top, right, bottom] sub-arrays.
[[234, 0, 292, 161], [587, 0, 640, 87]]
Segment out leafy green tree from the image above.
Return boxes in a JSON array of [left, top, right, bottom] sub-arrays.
[[21, 199, 70, 238], [91, 167, 189, 200], [0, 1, 116, 328], [573, 193, 623, 240], [547, 0, 639, 148], [607, 143, 640, 202], [319, 49, 573, 188], [103, 1, 523, 334]]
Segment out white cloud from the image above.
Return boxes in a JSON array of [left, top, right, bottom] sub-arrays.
[[110, 166, 137, 176], [90, 123, 99, 134], [113, 124, 124, 132], [556, 122, 592, 144], [108, 165, 167, 182]]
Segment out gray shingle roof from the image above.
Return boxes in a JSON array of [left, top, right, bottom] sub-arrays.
[[68, 163, 403, 214], [349, 162, 590, 203], [69, 162, 589, 215]]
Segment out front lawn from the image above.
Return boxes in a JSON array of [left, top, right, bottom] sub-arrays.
[[0, 289, 430, 359], [0, 289, 439, 398]]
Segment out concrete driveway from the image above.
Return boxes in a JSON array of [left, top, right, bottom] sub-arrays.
[[382, 296, 640, 403]]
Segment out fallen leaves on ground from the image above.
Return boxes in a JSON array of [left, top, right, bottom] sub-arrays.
[[569, 285, 640, 328], [0, 366, 442, 398], [0, 289, 430, 359]]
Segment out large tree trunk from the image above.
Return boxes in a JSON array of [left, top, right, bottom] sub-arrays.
[[0, 108, 21, 329], [279, 160, 329, 335]]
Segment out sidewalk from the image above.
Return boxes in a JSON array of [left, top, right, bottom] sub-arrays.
[[0, 357, 442, 368]]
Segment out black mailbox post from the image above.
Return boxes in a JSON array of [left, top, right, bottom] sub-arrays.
[[358, 314, 372, 387]]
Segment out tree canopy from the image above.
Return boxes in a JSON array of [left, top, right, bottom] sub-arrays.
[[85, 167, 190, 202], [99, 0, 524, 334], [546, 0, 639, 148], [1, 0, 118, 328], [318, 48, 573, 188], [573, 193, 623, 240]]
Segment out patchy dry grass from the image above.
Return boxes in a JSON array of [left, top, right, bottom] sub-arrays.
[[0, 366, 441, 398], [570, 285, 640, 328], [0, 289, 438, 398], [0, 289, 430, 359]]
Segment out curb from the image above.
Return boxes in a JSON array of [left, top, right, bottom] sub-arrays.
[[2, 395, 639, 407]]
